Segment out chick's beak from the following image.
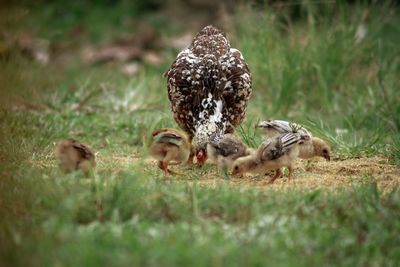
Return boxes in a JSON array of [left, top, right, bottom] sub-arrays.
[[325, 154, 331, 161]]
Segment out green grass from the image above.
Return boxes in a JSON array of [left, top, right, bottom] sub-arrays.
[[1, 1, 400, 266]]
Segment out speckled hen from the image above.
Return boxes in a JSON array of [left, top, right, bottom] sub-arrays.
[[165, 25, 252, 164]]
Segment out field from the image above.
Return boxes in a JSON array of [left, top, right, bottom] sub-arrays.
[[1, 1, 400, 266]]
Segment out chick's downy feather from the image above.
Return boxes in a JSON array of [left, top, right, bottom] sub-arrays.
[[207, 133, 253, 169], [149, 128, 191, 175], [231, 133, 308, 183], [55, 139, 96, 176], [256, 120, 312, 138]]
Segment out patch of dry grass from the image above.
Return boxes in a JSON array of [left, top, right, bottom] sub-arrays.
[[101, 155, 400, 194]]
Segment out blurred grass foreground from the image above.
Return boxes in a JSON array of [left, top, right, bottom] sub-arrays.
[[0, 1, 400, 267]]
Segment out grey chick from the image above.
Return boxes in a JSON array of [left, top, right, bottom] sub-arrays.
[[256, 119, 331, 161], [207, 133, 253, 178], [55, 139, 96, 176], [231, 133, 309, 184]]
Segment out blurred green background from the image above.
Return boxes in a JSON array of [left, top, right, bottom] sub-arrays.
[[0, 1, 399, 266]]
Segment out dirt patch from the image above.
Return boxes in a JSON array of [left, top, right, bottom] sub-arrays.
[[41, 153, 399, 194], [139, 156, 400, 194], [261, 157, 396, 193]]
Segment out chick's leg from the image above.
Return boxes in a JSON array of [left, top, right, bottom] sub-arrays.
[[160, 153, 182, 176], [266, 169, 282, 184], [166, 167, 182, 176], [79, 160, 90, 177], [158, 161, 169, 175]]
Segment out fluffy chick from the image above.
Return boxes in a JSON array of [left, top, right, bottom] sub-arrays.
[[149, 128, 191, 175], [231, 133, 308, 184], [207, 133, 253, 178], [55, 139, 96, 176], [256, 119, 331, 161]]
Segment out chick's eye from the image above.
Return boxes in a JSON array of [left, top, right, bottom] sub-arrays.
[[323, 149, 328, 153], [234, 166, 239, 171]]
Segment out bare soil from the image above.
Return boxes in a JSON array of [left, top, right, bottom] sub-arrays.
[[100, 155, 400, 194]]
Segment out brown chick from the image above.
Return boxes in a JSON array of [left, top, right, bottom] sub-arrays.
[[231, 133, 309, 184], [256, 119, 331, 161], [55, 139, 96, 176], [149, 128, 191, 175]]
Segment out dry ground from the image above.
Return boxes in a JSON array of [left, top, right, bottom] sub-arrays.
[[87, 154, 400, 194]]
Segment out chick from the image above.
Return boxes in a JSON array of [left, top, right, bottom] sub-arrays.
[[207, 133, 253, 178], [256, 119, 331, 161], [55, 139, 96, 176], [149, 128, 191, 175], [231, 133, 309, 184]]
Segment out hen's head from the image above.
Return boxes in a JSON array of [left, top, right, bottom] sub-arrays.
[[193, 25, 227, 40], [195, 148, 207, 165], [191, 25, 229, 57], [193, 129, 209, 165]]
